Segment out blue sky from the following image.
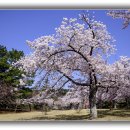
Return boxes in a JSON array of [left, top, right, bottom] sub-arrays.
[[0, 10, 130, 64]]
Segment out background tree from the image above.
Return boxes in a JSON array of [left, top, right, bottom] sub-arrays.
[[0, 45, 24, 86], [0, 45, 26, 110], [108, 10, 130, 29], [97, 56, 130, 109]]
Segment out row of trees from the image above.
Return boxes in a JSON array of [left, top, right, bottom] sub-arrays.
[[1, 10, 130, 119], [14, 10, 130, 119]]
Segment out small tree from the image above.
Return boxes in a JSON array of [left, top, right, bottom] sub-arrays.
[[60, 85, 89, 111]]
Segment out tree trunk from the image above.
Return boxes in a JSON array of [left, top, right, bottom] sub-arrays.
[[43, 104, 48, 115], [109, 101, 113, 110], [113, 100, 117, 109], [15, 104, 17, 112], [125, 97, 129, 109], [77, 102, 82, 113], [89, 86, 97, 120], [29, 104, 31, 111]]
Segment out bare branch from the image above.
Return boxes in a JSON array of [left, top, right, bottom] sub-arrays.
[[58, 70, 89, 86]]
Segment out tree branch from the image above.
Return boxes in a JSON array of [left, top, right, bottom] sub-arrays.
[[58, 70, 89, 86], [51, 75, 64, 89]]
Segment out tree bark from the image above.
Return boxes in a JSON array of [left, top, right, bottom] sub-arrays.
[[77, 102, 82, 113], [15, 104, 17, 112], [89, 86, 97, 119], [109, 101, 113, 110], [29, 104, 31, 111], [113, 100, 117, 109], [125, 97, 129, 109]]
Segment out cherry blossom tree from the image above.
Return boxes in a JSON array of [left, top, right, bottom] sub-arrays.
[[14, 13, 116, 119], [112, 56, 130, 108], [108, 10, 130, 29], [21, 89, 54, 113], [97, 56, 130, 109], [60, 85, 89, 111]]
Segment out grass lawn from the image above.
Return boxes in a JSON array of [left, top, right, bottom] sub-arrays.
[[0, 109, 130, 121]]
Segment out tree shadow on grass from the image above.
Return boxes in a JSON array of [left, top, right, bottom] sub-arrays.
[[98, 109, 130, 118], [28, 114, 90, 120], [20, 109, 130, 120]]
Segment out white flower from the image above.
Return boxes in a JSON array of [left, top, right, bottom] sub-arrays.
[[19, 79, 25, 86]]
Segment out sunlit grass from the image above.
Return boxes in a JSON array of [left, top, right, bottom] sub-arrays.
[[0, 109, 130, 121]]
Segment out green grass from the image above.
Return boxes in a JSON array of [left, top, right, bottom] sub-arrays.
[[0, 109, 130, 121]]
